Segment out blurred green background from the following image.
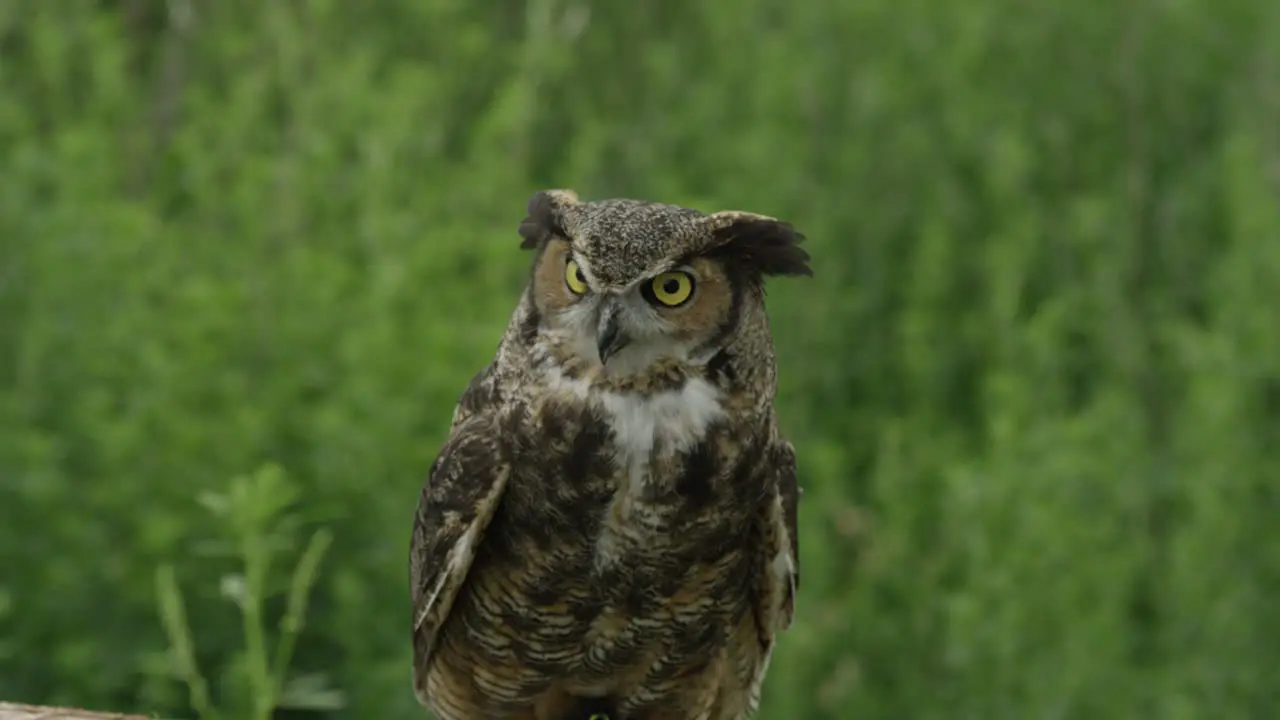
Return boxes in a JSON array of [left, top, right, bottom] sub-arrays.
[[3, 0, 1280, 718]]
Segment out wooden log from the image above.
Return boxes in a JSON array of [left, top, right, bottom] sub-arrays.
[[0, 703, 151, 720]]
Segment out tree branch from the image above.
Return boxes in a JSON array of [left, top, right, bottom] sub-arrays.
[[0, 703, 151, 720]]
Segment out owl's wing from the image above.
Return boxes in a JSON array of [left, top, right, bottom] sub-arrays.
[[754, 440, 801, 638], [410, 411, 510, 701]]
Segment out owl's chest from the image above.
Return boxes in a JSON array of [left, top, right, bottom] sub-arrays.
[[507, 376, 761, 566], [450, 383, 765, 696]]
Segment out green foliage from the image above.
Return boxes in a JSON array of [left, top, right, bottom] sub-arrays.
[[2, 0, 1279, 718], [155, 464, 337, 720]]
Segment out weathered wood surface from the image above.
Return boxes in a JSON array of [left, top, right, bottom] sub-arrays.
[[0, 703, 151, 720]]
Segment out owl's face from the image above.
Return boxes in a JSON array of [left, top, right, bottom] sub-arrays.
[[516, 190, 812, 380], [529, 237, 738, 375]]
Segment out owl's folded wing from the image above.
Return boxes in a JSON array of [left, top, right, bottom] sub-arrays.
[[755, 441, 801, 638], [410, 416, 511, 703]]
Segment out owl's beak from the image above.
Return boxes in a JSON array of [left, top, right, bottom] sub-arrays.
[[596, 305, 631, 364]]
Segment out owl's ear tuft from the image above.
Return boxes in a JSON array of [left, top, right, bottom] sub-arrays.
[[518, 189, 580, 249], [702, 211, 813, 278]]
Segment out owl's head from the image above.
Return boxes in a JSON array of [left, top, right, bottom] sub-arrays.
[[514, 189, 811, 380]]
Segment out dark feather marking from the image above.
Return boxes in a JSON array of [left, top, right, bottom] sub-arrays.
[[603, 633, 646, 670], [519, 293, 541, 345], [517, 505, 556, 555], [623, 571, 661, 617], [731, 435, 770, 507], [747, 507, 774, 655], [570, 594, 598, 623], [454, 363, 497, 418], [708, 217, 813, 280], [516, 231, 553, 344], [518, 190, 570, 249], [559, 696, 622, 720], [525, 572, 566, 606], [653, 566, 686, 598], [418, 449, 490, 519], [776, 442, 802, 596], [499, 600, 546, 637], [675, 439, 718, 511], [693, 526, 747, 565], [565, 407, 610, 486], [481, 511, 519, 564], [651, 622, 719, 682], [597, 564, 624, 600], [704, 348, 735, 385], [541, 407, 569, 454], [701, 266, 747, 358]]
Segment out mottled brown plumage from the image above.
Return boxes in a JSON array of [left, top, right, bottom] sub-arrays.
[[410, 190, 810, 720]]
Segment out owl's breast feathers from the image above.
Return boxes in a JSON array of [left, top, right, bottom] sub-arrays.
[[411, 374, 800, 719]]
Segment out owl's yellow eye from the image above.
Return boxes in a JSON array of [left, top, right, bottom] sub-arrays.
[[565, 258, 589, 295], [586, 715, 610, 720], [646, 271, 695, 307]]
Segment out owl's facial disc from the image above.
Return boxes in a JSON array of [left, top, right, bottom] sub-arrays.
[[594, 267, 697, 366], [529, 238, 736, 375], [589, 265, 706, 374]]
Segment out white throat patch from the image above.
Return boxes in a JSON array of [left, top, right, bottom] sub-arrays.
[[600, 377, 724, 485], [544, 367, 725, 475]]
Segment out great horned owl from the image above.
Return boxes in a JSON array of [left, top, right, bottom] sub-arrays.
[[410, 189, 810, 720]]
